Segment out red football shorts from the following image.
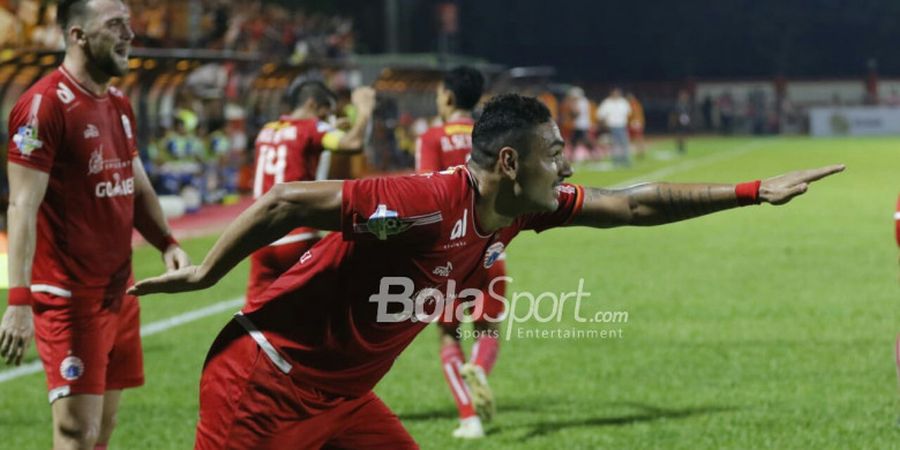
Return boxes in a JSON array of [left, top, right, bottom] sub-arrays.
[[196, 320, 418, 450], [438, 258, 507, 328], [246, 235, 320, 301], [32, 288, 144, 403], [628, 122, 644, 140]]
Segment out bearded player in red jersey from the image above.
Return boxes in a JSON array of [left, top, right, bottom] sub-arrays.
[[0, 0, 190, 449], [131, 94, 842, 449], [417, 66, 500, 438], [247, 81, 375, 302]]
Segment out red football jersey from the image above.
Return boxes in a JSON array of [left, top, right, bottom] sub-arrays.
[[241, 167, 584, 397], [415, 118, 474, 172], [7, 67, 139, 296], [252, 117, 331, 238]]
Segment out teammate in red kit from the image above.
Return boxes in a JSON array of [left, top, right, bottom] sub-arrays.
[[247, 81, 375, 302], [131, 94, 842, 450], [417, 66, 501, 438], [0, 1, 190, 448]]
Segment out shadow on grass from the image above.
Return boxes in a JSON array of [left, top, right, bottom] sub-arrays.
[[508, 402, 740, 441], [399, 397, 558, 422]]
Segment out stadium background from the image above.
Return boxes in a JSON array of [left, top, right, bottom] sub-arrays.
[[0, 1, 898, 448]]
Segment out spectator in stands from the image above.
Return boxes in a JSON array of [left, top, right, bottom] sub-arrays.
[[566, 87, 594, 156], [0, 0, 22, 49], [597, 87, 632, 167], [672, 89, 692, 154], [717, 90, 735, 134], [701, 95, 714, 131], [139, 0, 168, 47], [748, 88, 767, 135], [627, 92, 646, 160], [30, 4, 64, 50]]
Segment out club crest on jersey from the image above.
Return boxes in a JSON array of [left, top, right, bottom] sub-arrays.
[[12, 125, 42, 156], [355, 204, 443, 240], [59, 356, 84, 381], [483, 242, 504, 268]]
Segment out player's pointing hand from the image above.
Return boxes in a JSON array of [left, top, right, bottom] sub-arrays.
[[759, 164, 845, 205], [128, 265, 210, 296]]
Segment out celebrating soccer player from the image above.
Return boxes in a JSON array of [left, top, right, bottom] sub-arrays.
[[0, 1, 190, 448], [247, 80, 375, 302], [416, 66, 500, 438], [131, 94, 843, 450]]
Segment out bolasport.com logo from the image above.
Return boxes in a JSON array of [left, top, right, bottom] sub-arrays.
[[368, 277, 628, 341]]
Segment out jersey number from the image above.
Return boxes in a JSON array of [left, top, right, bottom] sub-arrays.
[[253, 144, 287, 198]]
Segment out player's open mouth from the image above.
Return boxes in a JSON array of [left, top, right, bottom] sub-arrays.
[[114, 45, 129, 57]]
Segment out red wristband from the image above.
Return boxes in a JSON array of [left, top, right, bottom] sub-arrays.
[[8, 287, 32, 306], [894, 194, 900, 247], [151, 234, 179, 252], [735, 180, 762, 206], [164, 234, 179, 249]]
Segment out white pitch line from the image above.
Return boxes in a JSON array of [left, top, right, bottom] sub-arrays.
[[611, 139, 770, 188], [0, 297, 244, 384]]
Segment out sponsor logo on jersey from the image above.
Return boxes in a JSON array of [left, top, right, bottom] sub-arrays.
[[60, 355, 84, 381], [121, 114, 133, 139], [450, 209, 468, 240], [84, 123, 99, 139], [87, 145, 129, 175], [433, 261, 453, 277], [483, 242, 505, 268], [88, 148, 104, 175], [356, 204, 443, 240], [300, 251, 313, 264], [95, 173, 135, 198]]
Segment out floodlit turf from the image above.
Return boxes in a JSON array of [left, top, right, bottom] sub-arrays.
[[2, 136, 899, 448]]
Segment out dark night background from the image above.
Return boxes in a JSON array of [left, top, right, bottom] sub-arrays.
[[311, 0, 900, 82]]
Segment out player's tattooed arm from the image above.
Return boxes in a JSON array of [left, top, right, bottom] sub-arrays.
[[572, 183, 739, 227], [129, 180, 343, 295], [572, 164, 845, 228]]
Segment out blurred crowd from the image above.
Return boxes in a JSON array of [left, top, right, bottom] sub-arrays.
[[0, 0, 355, 61]]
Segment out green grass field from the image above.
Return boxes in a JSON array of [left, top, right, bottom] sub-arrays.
[[2, 136, 899, 449]]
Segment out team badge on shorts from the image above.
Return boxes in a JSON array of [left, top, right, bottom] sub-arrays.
[[60, 356, 85, 381], [483, 242, 505, 268]]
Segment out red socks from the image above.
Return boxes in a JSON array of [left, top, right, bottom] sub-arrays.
[[440, 342, 476, 419], [471, 335, 499, 375]]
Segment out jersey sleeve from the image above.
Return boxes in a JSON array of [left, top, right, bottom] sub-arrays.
[[118, 96, 140, 158], [7, 88, 65, 172], [341, 175, 444, 243], [517, 184, 585, 233], [415, 130, 442, 172]]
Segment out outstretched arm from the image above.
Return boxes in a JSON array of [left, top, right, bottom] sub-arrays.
[[129, 180, 343, 295], [570, 164, 845, 228]]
